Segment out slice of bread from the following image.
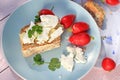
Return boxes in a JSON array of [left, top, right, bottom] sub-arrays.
[[84, 1, 105, 28], [19, 25, 61, 57]]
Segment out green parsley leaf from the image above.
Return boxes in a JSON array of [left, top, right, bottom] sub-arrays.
[[28, 25, 43, 38], [48, 64, 56, 71], [34, 15, 41, 23], [28, 29, 32, 38], [33, 54, 44, 65], [33, 54, 61, 71], [48, 58, 61, 71]]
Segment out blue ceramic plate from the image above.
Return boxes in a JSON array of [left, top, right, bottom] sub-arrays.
[[2, 0, 101, 80]]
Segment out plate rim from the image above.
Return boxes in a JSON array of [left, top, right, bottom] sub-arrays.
[[2, 0, 101, 80]]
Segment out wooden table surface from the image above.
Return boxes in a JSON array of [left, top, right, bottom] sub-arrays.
[[1, 0, 120, 80]]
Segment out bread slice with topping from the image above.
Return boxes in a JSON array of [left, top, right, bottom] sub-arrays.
[[19, 15, 64, 57], [84, 1, 105, 28]]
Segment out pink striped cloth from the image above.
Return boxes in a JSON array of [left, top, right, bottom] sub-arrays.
[[82, 65, 120, 80]]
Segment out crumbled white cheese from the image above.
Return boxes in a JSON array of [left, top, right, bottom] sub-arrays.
[[22, 21, 35, 44], [22, 15, 64, 44], [67, 46, 75, 53], [36, 28, 51, 44], [48, 27, 63, 43], [60, 46, 87, 72], [29, 21, 35, 29], [67, 46, 87, 63], [60, 54, 74, 72], [74, 47, 87, 63], [40, 15, 59, 28]]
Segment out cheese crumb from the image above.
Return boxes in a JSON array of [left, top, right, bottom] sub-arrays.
[[22, 21, 35, 44], [60, 54, 74, 72], [60, 46, 87, 72]]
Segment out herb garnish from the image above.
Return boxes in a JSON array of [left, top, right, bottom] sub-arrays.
[[28, 25, 43, 38], [34, 15, 41, 23], [48, 58, 61, 71], [33, 54, 44, 65], [33, 54, 61, 71]]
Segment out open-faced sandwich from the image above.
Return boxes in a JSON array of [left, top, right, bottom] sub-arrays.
[[19, 7, 93, 72], [19, 10, 64, 57]]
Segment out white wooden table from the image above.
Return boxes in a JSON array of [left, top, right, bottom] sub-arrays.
[[1, 0, 120, 80]]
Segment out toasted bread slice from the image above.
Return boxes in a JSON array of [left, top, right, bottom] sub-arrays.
[[84, 1, 105, 28], [19, 25, 61, 57]]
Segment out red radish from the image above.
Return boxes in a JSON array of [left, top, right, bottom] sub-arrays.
[[69, 32, 91, 46], [72, 22, 89, 34], [60, 14, 76, 28], [102, 57, 116, 71], [39, 9, 54, 15], [102, 0, 120, 6]]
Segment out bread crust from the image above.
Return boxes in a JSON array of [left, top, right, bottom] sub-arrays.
[[19, 25, 61, 57], [84, 1, 105, 28]]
